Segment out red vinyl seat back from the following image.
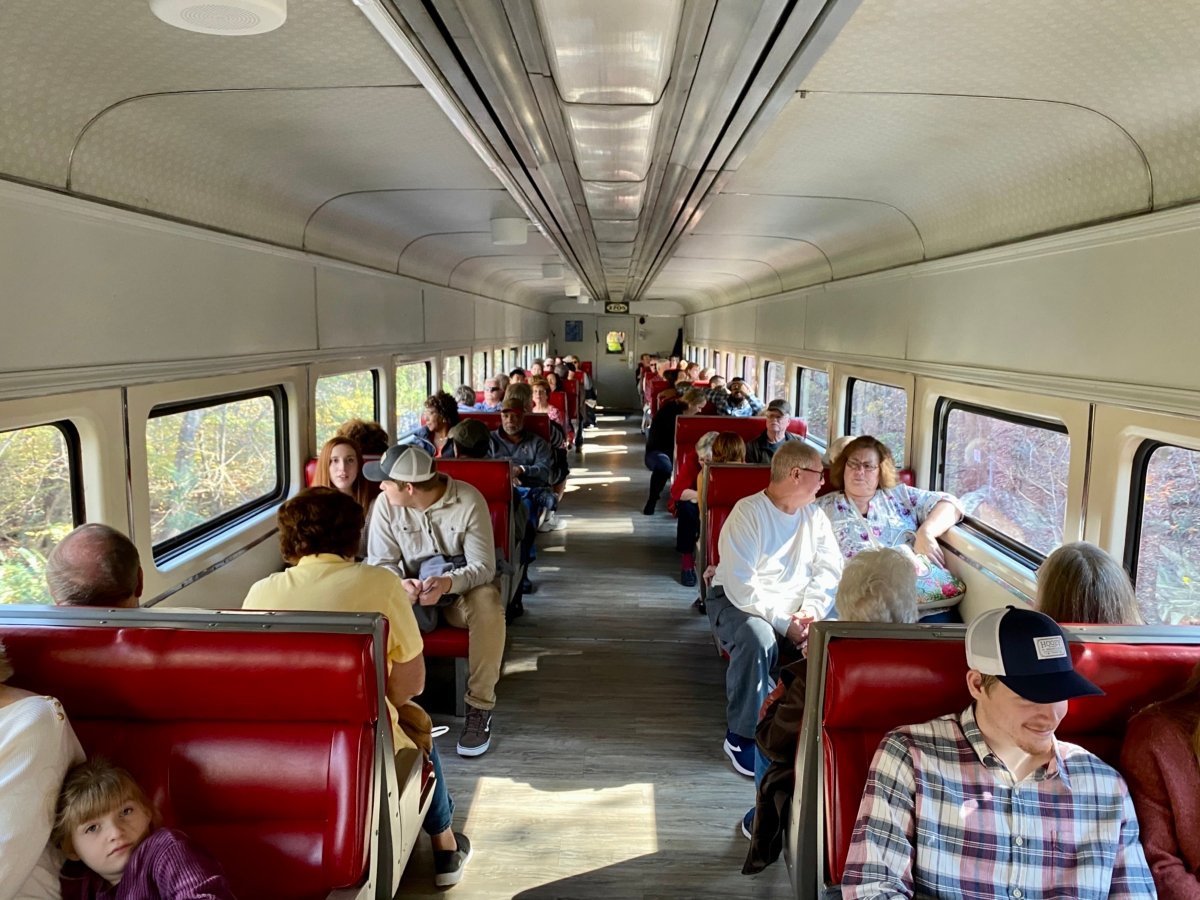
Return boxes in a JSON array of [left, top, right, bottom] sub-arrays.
[[2, 620, 380, 900], [547, 392, 572, 441], [647, 377, 670, 414], [436, 458, 512, 562], [459, 410, 552, 445], [819, 633, 1200, 887], [474, 390, 484, 405], [558, 388, 579, 428], [701, 463, 771, 568], [672, 416, 806, 496], [579, 360, 593, 379]]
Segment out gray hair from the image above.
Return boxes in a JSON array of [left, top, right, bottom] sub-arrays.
[[45, 524, 141, 607], [835, 548, 919, 624], [454, 385, 476, 407], [769, 441, 821, 483], [695, 431, 720, 464]]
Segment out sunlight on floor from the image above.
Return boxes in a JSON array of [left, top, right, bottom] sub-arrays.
[[463, 777, 659, 885], [581, 444, 630, 455], [550, 517, 634, 535], [563, 474, 632, 491]]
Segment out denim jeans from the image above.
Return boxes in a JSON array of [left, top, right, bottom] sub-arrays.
[[707, 588, 780, 739], [421, 744, 455, 835], [675, 499, 699, 554]]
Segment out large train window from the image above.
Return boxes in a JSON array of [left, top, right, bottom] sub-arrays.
[[471, 351, 487, 388], [764, 361, 787, 405], [147, 390, 286, 559], [798, 368, 830, 446], [0, 422, 83, 604], [492, 348, 504, 374], [847, 378, 908, 463], [937, 401, 1068, 562], [742, 355, 757, 389], [1128, 442, 1200, 625], [315, 370, 378, 447], [442, 355, 464, 392], [395, 361, 430, 434]]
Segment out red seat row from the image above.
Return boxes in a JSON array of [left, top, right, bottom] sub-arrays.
[[791, 623, 1200, 899], [673, 415, 808, 501], [1, 607, 415, 900]]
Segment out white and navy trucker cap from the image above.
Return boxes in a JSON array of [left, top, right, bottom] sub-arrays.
[[965, 605, 1103, 704], [362, 444, 436, 483]]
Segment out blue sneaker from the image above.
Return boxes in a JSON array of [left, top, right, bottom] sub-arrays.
[[741, 807, 754, 840], [723, 731, 755, 777]]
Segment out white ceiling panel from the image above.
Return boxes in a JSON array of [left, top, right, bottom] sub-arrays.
[[71, 89, 500, 248], [695, 194, 923, 278], [305, 189, 512, 273], [801, 0, 1200, 206], [727, 92, 1149, 260], [0, 0, 416, 187]]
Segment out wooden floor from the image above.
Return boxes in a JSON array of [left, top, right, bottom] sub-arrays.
[[398, 414, 792, 898]]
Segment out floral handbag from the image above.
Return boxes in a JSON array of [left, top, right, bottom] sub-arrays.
[[875, 531, 966, 610]]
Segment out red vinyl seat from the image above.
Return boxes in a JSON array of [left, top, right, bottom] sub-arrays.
[[792, 626, 1200, 900], [459, 410, 552, 445], [673, 415, 807, 499], [1, 611, 398, 900], [700, 463, 772, 573]]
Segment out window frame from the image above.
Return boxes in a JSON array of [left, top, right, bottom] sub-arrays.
[[393, 357, 432, 435], [934, 398, 1069, 567], [313, 367, 380, 447], [844, 373, 913, 465], [796, 365, 832, 448], [147, 386, 289, 563]]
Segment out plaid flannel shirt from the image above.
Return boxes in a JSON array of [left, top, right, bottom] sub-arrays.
[[841, 705, 1156, 900]]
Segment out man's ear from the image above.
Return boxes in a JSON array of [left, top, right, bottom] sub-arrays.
[[966, 669, 985, 701], [135, 566, 144, 600]]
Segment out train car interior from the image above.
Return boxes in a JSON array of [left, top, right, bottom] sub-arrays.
[[4, 1, 1200, 898]]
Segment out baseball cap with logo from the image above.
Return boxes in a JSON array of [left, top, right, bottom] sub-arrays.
[[965, 605, 1103, 703], [362, 444, 437, 483], [766, 399, 792, 417]]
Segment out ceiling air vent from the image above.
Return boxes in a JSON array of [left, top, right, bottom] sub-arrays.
[[148, 0, 286, 35]]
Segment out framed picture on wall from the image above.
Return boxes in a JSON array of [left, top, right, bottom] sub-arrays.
[[565, 320, 583, 343]]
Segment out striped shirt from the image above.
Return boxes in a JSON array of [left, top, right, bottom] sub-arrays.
[[59, 827, 236, 899], [841, 706, 1156, 900]]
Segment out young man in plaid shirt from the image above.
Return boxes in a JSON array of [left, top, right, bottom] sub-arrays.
[[842, 606, 1155, 899]]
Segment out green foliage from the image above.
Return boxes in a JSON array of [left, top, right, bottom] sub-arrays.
[[1137, 446, 1200, 624], [316, 372, 377, 447], [801, 370, 831, 445], [0, 425, 73, 605], [849, 381, 907, 463], [396, 363, 430, 434]]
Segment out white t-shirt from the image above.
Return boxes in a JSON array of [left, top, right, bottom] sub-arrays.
[[713, 491, 843, 634], [0, 694, 85, 900]]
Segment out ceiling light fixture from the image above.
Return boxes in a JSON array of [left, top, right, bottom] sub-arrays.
[[148, 0, 286, 34], [490, 217, 527, 246], [576, 294, 590, 305], [564, 281, 581, 297]]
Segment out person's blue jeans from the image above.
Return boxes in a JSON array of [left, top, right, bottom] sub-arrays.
[[707, 589, 779, 739], [644, 450, 672, 508], [421, 744, 455, 835], [675, 499, 699, 554]]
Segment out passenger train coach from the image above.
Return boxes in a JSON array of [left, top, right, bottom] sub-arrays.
[[4, 0, 1200, 898]]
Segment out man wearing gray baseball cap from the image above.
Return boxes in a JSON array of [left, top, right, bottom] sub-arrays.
[[364, 445, 505, 760], [842, 606, 1154, 899]]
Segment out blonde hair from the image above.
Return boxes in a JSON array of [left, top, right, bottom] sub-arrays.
[[711, 432, 746, 464], [835, 548, 919, 624], [53, 759, 159, 854], [1036, 542, 1142, 625]]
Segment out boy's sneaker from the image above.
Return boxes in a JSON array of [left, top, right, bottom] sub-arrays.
[[538, 510, 562, 532], [680, 568, 697, 587], [433, 832, 473, 886], [457, 705, 492, 757], [723, 731, 755, 777], [741, 807, 755, 840]]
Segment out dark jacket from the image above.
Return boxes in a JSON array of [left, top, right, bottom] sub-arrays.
[[745, 430, 802, 464]]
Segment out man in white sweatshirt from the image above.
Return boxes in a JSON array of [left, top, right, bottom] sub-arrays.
[[709, 441, 843, 776]]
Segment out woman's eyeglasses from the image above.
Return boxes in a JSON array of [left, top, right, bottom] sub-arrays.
[[846, 460, 879, 472]]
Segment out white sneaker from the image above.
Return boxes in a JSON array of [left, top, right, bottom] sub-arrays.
[[537, 510, 561, 533]]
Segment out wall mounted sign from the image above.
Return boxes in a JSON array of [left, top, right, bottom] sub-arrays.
[[604, 301, 629, 314], [564, 320, 583, 342]]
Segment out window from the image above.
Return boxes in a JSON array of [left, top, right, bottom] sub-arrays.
[[765, 361, 787, 404], [395, 361, 430, 435], [798, 369, 830, 445], [147, 391, 285, 557], [510, 347, 519, 368], [605, 330, 626, 354], [315, 370, 377, 448], [442, 355, 463, 392], [847, 378, 908, 463], [742, 355, 757, 389], [1130, 443, 1200, 625], [0, 422, 81, 605], [725, 352, 735, 380], [938, 402, 1069, 560], [471, 351, 487, 389], [492, 348, 504, 374]]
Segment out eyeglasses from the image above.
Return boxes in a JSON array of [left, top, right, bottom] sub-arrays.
[[487, 386, 502, 392], [846, 460, 879, 472], [792, 466, 825, 480]]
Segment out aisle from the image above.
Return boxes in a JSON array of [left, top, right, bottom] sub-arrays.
[[399, 414, 792, 898]]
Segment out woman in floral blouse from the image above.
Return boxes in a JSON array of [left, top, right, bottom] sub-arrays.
[[815, 435, 962, 565]]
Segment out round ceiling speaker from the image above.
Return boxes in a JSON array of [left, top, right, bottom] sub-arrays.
[[148, 0, 286, 35]]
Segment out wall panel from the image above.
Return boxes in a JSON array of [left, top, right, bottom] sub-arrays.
[[316, 266, 424, 348]]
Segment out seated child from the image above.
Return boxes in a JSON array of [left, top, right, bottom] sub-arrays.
[[53, 758, 236, 899]]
